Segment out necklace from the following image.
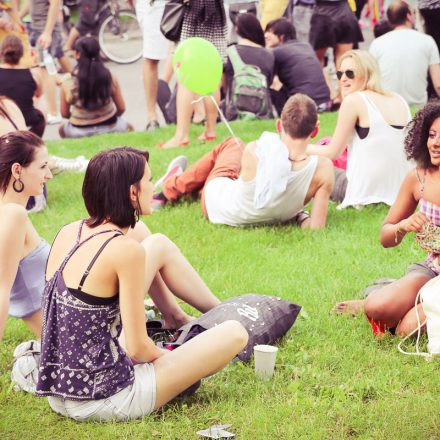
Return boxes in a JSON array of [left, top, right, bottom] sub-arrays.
[[288, 156, 308, 162]]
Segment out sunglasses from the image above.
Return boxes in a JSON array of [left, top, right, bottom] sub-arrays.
[[336, 69, 355, 80]]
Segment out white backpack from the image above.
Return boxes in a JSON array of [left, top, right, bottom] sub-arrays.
[[398, 275, 440, 358]]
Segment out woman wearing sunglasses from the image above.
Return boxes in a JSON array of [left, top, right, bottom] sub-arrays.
[[36, 146, 248, 421], [336, 102, 440, 337], [307, 49, 413, 209]]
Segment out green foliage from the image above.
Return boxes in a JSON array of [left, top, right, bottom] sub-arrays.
[[2, 116, 440, 439]]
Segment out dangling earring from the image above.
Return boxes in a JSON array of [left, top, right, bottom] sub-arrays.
[[134, 193, 141, 222], [13, 178, 24, 193]]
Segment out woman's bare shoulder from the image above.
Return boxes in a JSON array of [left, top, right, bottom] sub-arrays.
[[0, 203, 28, 220]]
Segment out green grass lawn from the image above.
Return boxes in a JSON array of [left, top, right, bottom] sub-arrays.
[[1, 115, 439, 439]]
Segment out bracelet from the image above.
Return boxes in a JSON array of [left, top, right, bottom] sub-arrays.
[[394, 223, 405, 244]]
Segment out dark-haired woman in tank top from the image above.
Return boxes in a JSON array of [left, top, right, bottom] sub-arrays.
[[36, 146, 248, 421], [0, 130, 53, 342], [59, 36, 132, 138], [0, 35, 45, 137]]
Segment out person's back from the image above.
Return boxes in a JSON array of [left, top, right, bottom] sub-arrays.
[[272, 40, 330, 105], [370, 28, 439, 106], [36, 146, 247, 421], [154, 94, 335, 229], [0, 68, 36, 115], [59, 36, 131, 138], [369, 0, 440, 107]]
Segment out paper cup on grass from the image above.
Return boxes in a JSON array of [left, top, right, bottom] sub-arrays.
[[254, 344, 278, 380]]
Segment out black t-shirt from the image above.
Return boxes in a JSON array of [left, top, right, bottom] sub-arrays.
[[272, 40, 330, 105], [0, 67, 37, 123], [224, 44, 275, 91]]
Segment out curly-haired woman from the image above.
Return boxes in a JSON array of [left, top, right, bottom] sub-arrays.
[[336, 101, 440, 337]]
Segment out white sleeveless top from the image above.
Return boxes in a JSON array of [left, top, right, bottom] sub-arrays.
[[204, 155, 318, 226], [339, 91, 413, 209]]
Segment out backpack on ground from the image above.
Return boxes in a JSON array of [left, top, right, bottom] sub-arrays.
[[226, 45, 273, 121]]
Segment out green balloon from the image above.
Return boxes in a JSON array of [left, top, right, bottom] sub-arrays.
[[173, 37, 222, 95]]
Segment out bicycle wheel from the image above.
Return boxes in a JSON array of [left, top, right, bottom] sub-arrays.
[[98, 10, 143, 64]]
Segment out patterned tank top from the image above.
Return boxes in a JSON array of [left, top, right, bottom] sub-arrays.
[[417, 170, 440, 273], [36, 221, 134, 401]]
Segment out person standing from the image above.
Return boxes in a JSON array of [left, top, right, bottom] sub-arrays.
[[135, 0, 169, 131], [28, 0, 71, 123]]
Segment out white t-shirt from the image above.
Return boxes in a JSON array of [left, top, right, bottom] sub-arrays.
[[369, 29, 440, 107]]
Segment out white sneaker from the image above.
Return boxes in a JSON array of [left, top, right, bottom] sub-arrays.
[[154, 155, 188, 188], [51, 156, 89, 175], [47, 114, 62, 125]]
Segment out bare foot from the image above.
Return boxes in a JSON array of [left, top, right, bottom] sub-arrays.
[[163, 313, 195, 329], [334, 299, 365, 316], [158, 135, 189, 149]]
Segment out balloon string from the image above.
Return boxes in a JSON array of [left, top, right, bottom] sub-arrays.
[[191, 95, 241, 147]]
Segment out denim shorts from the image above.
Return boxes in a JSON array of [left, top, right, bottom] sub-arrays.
[[47, 363, 156, 421], [63, 116, 130, 138], [406, 261, 439, 279], [28, 27, 64, 60]]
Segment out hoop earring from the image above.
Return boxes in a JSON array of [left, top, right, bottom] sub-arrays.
[[13, 178, 24, 193], [134, 193, 141, 222]]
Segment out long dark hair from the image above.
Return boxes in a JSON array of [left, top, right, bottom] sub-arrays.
[[236, 13, 265, 47], [83, 147, 149, 229], [0, 131, 44, 193], [74, 37, 112, 110], [405, 101, 440, 169]]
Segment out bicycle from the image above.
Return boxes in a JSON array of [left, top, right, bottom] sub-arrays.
[[63, 0, 142, 64], [98, 0, 143, 64]]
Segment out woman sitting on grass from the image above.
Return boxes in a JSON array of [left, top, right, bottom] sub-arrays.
[[0, 131, 52, 342], [0, 36, 45, 137], [59, 36, 133, 138], [36, 146, 248, 421], [336, 102, 440, 337], [307, 49, 412, 209]]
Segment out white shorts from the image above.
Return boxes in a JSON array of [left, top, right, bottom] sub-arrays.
[[135, 0, 169, 60], [47, 363, 156, 421]]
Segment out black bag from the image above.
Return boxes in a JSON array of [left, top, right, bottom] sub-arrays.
[[174, 294, 301, 362], [160, 0, 190, 42], [228, 1, 258, 25]]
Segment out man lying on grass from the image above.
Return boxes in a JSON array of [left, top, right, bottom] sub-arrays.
[[152, 94, 335, 229]]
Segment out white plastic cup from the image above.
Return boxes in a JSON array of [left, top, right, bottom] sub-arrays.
[[253, 344, 278, 380]]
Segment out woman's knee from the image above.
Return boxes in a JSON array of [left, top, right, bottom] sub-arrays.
[[143, 233, 179, 254], [220, 320, 249, 350], [364, 293, 390, 320]]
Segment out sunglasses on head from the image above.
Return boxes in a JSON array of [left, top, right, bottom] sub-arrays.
[[336, 69, 355, 80]]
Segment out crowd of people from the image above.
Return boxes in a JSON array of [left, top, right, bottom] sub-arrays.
[[1, 0, 440, 424]]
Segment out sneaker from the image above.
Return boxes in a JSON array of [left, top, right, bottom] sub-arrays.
[[151, 192, 168, 211], [146, 120, 160, 131], [51, 155, 89, 175], [47, 113, 62, 125], [154, 155, 188, 189]]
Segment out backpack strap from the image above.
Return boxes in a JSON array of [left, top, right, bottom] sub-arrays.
[[227, 45, 245, 74], [77, 233, 122, 291]]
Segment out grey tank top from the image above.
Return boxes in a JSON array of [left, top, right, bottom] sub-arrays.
[[9, 240, 50, 318]]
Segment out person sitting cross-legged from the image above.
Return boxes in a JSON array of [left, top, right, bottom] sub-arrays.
[[153, 93, 334, 229]]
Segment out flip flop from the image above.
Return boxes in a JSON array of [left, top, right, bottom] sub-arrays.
[[197, 135, 217, 142]]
